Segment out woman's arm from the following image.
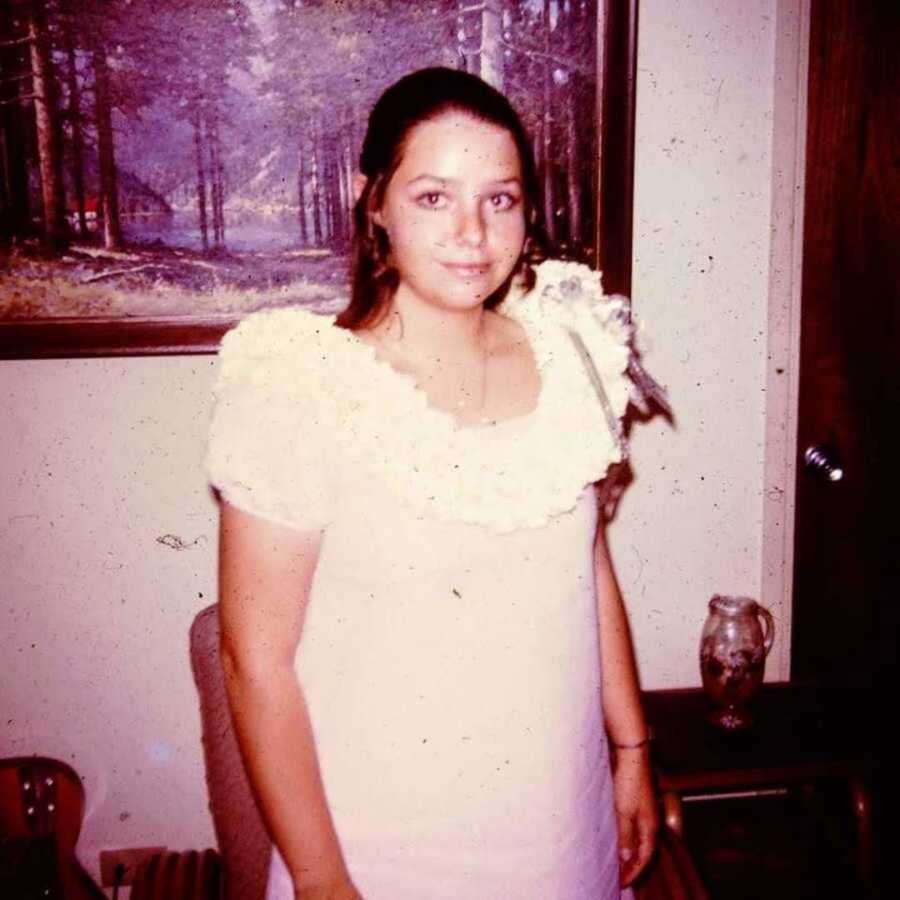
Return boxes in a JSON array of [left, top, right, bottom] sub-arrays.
[[218, 501, 361, 899], [593, 485, 659, 886]]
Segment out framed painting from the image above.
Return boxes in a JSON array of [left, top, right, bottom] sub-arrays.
[[0, 0, 638, 358]]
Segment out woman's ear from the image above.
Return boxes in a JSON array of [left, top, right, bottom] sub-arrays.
[[352, 172, 367, 204], [354, 172, 385, 229]]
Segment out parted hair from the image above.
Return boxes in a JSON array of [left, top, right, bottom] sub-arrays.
[[335, 67, 547, 331]]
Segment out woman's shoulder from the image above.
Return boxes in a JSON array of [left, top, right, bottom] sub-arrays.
[[215, 306, 344, 387], [501, 260, 631, 348], [500, 260, 634, 417], [511, 258, 672, 433]]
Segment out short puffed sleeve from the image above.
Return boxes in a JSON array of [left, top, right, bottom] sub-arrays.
[[204, 309, 336, 531]]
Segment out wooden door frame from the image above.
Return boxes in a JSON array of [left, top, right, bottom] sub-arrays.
[[760, 0, 811, 680]]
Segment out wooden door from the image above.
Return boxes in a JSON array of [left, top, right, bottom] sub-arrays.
[[792, 0, 898, 889], [793, 0, 899, 682]]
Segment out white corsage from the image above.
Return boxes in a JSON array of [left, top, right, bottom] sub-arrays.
[[503, 259, 672, 420]]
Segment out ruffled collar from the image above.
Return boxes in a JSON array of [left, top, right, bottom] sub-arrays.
[[300, 282, 627, 533], [218, 259, 656, 533], [331, 301, 556, 436]]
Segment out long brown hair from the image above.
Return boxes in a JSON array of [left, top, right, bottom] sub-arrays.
[[335, 67, 547, 331]]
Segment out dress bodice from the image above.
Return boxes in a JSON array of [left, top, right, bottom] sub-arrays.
[[204, 260, 644, 534]]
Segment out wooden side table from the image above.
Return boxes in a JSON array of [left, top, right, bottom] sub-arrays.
[[642, 681, 872, 890]]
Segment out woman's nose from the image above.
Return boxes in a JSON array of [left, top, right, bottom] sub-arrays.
[[455, 197, 486, 246]]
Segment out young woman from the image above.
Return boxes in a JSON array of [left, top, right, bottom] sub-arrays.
[[206, 67, 659, 900]]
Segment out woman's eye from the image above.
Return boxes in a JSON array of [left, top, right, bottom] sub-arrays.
[[491, 193, 519, 211], [417, 191, 446, 209]]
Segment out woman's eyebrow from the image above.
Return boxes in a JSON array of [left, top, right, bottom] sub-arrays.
[[406, 174, 522, 187]]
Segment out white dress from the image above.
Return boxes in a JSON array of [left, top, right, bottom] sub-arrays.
[[205, 264, 639, 900]]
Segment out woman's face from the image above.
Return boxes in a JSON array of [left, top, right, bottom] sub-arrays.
[[373, 111, 527, 314]]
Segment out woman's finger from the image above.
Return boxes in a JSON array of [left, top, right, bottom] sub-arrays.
[[618, 812, 637, 884], [620, 851, 639, 886], [620, 804, 660, 886], [632, 812, 658, 880]]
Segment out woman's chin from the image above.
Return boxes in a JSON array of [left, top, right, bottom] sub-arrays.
[[437, 273, 516, 306], [433, 287, 498, 312]]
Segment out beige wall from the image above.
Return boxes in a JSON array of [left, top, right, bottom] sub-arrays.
[[0, 0, 801, 889], [1, 355, 222, 869], [622, 0, 804, 686]]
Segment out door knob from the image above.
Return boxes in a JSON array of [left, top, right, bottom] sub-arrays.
[[804, 444, 844, 481]]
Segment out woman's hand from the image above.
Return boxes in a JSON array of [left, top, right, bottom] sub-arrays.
[[612, 748, 659, 887]]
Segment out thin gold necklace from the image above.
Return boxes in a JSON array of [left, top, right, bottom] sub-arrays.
[[457, 342, 488, 416], [372, 313, 489, 418]]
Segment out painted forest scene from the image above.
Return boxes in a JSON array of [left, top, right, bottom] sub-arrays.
[[1, 0, 600, 321]]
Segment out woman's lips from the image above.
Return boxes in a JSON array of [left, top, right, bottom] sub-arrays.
[[443, 262, 491, 278]]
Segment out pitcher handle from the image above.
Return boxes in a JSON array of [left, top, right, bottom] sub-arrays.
[[757, 604, 775, 657]]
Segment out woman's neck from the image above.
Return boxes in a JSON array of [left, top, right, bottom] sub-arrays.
[[375, 284, 493, 363]]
